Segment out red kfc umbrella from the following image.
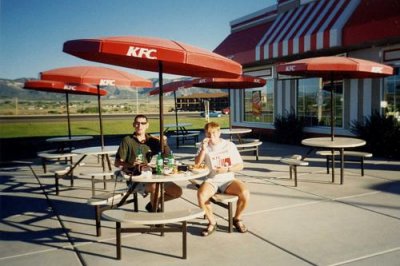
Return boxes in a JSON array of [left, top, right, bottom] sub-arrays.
[[24, 80, 107, 140], [193, 75, 266, 89], [192, 75, 267, 128], [63, 35, 242, 151], [277, 56, 393, 140], [40, 66, 153, 147]]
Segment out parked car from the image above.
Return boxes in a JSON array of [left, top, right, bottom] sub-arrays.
[[200, 111, 222, 118], [222, 107, 230, 115]]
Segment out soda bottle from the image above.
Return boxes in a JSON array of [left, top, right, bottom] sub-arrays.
[[136, 147, 143, 163], [167, 151, 175, 169], [156, 152, 163, 175]]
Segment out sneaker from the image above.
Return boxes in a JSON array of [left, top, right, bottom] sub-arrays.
[[145, 202, 153, 212], [126, 181, 147, 197], [114, 170, 125, 182], [145, 202, 161, 212]]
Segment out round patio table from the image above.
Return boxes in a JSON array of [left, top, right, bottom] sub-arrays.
[[46, 135, 93, 152], [301, 137, 366, 184], [71, 145, 119, 173], [123, 168, 210, 212], [220, 128, 252, 143]]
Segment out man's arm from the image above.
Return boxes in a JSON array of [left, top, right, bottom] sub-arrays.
[[194, 138, 209, 165], [194, 148, 206, 165]]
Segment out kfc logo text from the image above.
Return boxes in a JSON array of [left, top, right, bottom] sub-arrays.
[[100, 79, 115, 86], [285, 65, 296, 71], [63, 85, 76, 91], [371, 66, 383, 73], [126, 46, 157, 59]]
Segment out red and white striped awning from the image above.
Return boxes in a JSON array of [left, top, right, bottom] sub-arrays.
[[214, 6, 277, 65], [256, 0, 360, 61]]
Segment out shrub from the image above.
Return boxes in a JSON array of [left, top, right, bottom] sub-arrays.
[[77, 107, 105, 113], [351, 111, 400, 159], [273, 109, 304, 144]]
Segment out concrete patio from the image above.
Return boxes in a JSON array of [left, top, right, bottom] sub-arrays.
[[1, 140, 400, 266]]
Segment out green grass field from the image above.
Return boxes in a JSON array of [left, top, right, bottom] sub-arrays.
[[0, 116, 229, 138]]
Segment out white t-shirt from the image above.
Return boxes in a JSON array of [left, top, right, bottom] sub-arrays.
[[198, 139, 243, 182]]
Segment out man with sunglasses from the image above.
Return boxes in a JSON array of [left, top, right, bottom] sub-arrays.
[[115, 114, 182, 212]]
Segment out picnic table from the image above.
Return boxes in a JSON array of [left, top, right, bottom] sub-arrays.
[[301, 137, 366, 184], [46, 136, 93, 152], [164, 123, 199, 148]]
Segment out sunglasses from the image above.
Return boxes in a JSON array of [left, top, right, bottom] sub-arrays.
[[135, 122, 147, 125]]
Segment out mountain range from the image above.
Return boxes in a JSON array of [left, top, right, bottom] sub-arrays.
[[0, 78, 225, 101]]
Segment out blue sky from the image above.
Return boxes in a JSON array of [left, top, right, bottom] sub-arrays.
[[1, 0, 276, 80]]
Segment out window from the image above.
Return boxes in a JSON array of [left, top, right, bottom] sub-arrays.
[[297, 78, 343, 128], [384, 67, 400, 120], [243, 80, 274, 123]]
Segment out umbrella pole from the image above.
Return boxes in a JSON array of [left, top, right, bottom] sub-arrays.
[[174, 90, 179, 134], [97, 85, 104, 149], [159, 61, 164, 153], [66, 93, 72, 140], [330, 77, 334, 141], [228, 88, 232, 130]]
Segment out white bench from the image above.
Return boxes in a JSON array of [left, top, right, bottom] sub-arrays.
[[316, 150, 373, 176], [280, 155, 309, 187], [88, 189, 139, 237], [52, 162, 86, 195], [102, 208, 204, 260], [169, 131, 200, 148], [53, 165, 73, 195], [80, 172, 115, 196], [37, 149, 78, 173], [236, 140, 262, 160], [189, 179, 238, 233]]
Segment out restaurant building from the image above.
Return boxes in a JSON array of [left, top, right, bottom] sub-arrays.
[[176, 92, 228, 111], [214, 0, 400, 137]]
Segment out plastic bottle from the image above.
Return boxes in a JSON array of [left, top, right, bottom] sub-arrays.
[[167, 151, 175, 169], [136, 147, 143, 163], [156, 152, 163, 174]]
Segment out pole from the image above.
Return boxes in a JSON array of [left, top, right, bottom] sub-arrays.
[[159, 61, 164, 153], [97, 85, 104, 149], [174, 90, 179, 133], [136, 89, 139, 114], [66, 93, 71, 139], [228, 88, 232, 130], [330, 75, 334, 141]]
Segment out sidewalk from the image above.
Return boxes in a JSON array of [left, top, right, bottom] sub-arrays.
[[1, 141, 400, 266]]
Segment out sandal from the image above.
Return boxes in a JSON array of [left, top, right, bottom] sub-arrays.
[[201, 223, 217, 237], [233, 218, 247, 233]]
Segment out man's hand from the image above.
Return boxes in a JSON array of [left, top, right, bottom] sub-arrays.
[[201, 138, 210, 150]]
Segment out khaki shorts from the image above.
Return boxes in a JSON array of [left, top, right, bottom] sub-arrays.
[[205, 178, 234, 194]]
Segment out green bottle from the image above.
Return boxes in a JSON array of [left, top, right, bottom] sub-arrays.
[[167, 151, 175, 169], [136, 147, 143, 163], [156, 152, 163, 174]]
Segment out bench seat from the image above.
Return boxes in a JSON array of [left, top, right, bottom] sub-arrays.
[[316, 150, 373, 176], [189, 179, 238, 233], [53, 165, 73, 195], [280, 155, 309, 187], [37, 149, 78, 173], [236, 141, 262, 160], [87, 189, 128, 206], [52, 162, 85, 195], [88, 188, 138, 237], [80, 172, 115, 196], [102, 208, 204, 260]]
